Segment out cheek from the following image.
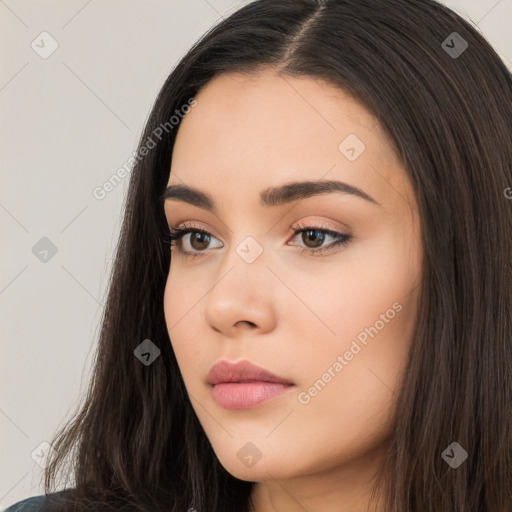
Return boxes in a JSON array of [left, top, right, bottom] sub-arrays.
[[163, 270, 205, 378], [283, 253, 419, 475]]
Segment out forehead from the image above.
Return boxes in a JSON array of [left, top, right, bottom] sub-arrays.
[[168, 70, 414, 214]]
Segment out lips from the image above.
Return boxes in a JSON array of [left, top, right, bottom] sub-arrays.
[[207, 360, 295, 409], [207, 359, 294, 386]]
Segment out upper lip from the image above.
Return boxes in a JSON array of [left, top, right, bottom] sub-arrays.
[[207, 360, 294, 386]]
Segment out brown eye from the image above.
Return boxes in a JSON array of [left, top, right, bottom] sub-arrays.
[[302, 229, 326, 249], [189, 232, 211, 251], [167, 226, 222, 258], [289, 224, 352, 255]]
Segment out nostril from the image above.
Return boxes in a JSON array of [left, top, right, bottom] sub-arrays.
[[235, 320, 257, 329]]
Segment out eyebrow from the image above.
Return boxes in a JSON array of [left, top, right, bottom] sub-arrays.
[[159, 179, 381, 213]]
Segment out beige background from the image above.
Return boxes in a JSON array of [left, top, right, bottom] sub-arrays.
[[1, 0, 511, 508]]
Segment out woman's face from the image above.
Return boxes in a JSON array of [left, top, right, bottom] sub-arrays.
[[163, 70, 422, 486]]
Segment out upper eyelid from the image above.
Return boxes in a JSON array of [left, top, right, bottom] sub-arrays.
[[168, 217, 349, 232], [168, 223, 346, 236]]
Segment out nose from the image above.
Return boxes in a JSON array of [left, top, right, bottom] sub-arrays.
[[203, 245, 278, 338]]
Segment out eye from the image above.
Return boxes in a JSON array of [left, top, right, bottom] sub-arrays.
[[164, 221, 352, 260], [288, 222, 352, 255], [166, 223, 222, 259]]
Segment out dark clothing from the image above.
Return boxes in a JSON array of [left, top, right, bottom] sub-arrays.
[[4, 491, 67, 512]]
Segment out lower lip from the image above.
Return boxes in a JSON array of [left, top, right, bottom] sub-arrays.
[[210, 382, 295, 409]]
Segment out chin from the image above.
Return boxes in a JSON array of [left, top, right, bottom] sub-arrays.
[[212, 446, 305, 482]]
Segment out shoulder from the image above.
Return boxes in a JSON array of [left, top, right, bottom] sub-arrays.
[[4, 491, 67, 512], [4, 494, 47, 512]]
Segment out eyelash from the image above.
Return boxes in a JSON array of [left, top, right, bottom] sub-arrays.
[[164, 222, 352, 260]]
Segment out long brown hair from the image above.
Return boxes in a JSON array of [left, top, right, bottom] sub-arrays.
[[41, 0, 512, 510]]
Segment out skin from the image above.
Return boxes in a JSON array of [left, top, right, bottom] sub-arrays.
[[163, 70, 423, 512]]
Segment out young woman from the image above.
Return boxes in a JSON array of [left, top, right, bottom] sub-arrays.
[[6, 0, 511, 511]]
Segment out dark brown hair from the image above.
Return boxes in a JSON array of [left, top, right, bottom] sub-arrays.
[[40, 0, 512, 510]]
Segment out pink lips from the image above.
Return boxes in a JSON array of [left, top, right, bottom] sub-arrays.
[[207, 360, 295, 410]]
